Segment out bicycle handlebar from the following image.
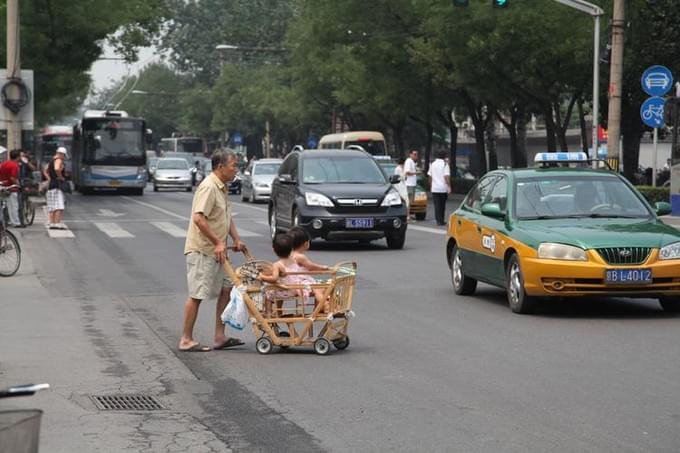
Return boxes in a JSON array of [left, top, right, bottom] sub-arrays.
[[0, 383, 50, 398]]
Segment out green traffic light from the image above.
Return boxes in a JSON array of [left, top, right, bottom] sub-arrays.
[[493, 0, 509, 7]]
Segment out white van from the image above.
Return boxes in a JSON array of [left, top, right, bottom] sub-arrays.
[[317, 131, 389, 158]]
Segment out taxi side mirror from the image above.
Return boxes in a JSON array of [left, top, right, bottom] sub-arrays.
[[481, 202, 505, 219], [655, 201, 672, 216]]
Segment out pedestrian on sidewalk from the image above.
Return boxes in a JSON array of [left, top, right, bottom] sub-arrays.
[[179, 149, 247, 352], [428, 150, 451, 226], [404, 150, 418, 220], [0, 149, 21, 227], [393, 158, 409, 209], [46, 147, 68, 230]]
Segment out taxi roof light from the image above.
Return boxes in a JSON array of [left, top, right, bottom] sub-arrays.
[[534, 152, 588, 164]]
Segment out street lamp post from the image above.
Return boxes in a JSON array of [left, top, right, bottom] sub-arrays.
[[553, 0, 604, 159]]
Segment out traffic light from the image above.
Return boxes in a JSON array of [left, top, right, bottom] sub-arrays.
[[453, 0, 469, 6], [492, 0, 509, 7]]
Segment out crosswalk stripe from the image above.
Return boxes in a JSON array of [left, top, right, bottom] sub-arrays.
[[47, 228, 75, 238], [237, 228, 262, 238], [151, 222, 186, 238], [95, 222, 134, 238]]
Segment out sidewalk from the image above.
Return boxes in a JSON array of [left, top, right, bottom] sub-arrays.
[[0, 233, 231, 453]]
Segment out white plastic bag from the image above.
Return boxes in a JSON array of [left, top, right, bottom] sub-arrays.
[[221, 286, 248, 331]]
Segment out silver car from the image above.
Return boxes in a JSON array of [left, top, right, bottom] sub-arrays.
[[241, 158, 282, 203], [152, 158, 193, 192]]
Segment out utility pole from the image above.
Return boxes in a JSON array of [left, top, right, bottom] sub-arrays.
[[606, 0, 625, 162], [6, 0, 21, 153]]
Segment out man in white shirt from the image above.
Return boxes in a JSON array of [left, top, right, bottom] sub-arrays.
[[427, 150, 451, 226], [404, 150, 418, 218]]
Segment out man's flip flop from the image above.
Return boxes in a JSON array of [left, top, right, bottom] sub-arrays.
[[179, 343, 212, 352], [213, 338, 245, 350]]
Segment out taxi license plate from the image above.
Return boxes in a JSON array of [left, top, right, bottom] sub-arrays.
[[346, 218, 374, 229], [108, 179, 121, 187], [605, 269, 652, 284]]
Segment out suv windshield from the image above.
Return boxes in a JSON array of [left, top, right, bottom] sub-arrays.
[[253, 163, 280, 175], [302, 155, 387, 184], [157, 159, 188, 170], [515, 175, 651, 219]]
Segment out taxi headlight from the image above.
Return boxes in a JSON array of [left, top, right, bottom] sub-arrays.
[[305, 191, 334, 207], [381, 189, 403, 207], [537, 243, 587, 261], [659, 242, 680, 260]]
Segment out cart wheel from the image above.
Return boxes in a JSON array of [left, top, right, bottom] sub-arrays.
[[279, 331, 290, 349], [313, 338, 331, 355], [333, 336, 350, 350], [256, 337, 273, 355]]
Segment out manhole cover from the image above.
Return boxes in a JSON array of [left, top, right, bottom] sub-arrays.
[[90, 394, 164, 411]]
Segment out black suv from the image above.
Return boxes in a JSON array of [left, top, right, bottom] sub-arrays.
[[269, 149, 408, 249]]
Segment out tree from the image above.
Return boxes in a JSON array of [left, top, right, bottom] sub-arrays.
[[0, 0, 166, 124]]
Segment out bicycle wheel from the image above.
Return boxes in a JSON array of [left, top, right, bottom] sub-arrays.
[[22, 199, 35, 226], [0, 230, 21, 277]]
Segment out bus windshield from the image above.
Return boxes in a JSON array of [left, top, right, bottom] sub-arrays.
[[345, 140, 386, 156], [82, 119, 145, 165], [178, 138, 203, 154]]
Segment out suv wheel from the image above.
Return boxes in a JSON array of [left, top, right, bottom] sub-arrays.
[[386, 228, 406, 249]]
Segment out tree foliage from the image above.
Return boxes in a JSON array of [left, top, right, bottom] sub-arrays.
[[0, 0, 166, 125]]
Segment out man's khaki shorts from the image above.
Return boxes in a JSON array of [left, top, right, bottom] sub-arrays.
[[186, 252, 234, 300]]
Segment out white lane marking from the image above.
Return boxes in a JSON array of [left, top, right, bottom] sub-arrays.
[[95, 222, 134, 238], [408, 225, 447, 235], [237, 228, 262, 238], [47, 228, 75, 238], [120, 196, 189, 220], [231, 201, 268, 213], [151, 222, 187, 238]]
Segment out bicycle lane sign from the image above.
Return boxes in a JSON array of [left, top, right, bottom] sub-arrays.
[[640, 96, 666, 128]]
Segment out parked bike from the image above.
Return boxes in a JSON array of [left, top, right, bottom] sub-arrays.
[[0, 383, 49, 453], [0, 186, 22, 277]]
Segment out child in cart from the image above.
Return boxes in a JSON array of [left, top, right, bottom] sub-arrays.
[[257, 233, 327, 316], [289, 227, 329, 273]]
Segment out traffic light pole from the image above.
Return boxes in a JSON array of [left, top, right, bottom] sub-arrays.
[[6, 0, 21, 154], [553, 0, 604, 158]]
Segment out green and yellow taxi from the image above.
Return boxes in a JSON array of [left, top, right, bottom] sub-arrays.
[[445, 152, 680, 314]]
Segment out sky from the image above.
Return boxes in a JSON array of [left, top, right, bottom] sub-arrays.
[[88, 45, 160, 91]]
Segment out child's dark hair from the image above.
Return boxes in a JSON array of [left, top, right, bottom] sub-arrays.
[[289, 226, 311, 249], [272, 233, 293, 258]]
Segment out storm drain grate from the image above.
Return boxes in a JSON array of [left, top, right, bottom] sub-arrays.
[[90, 394, 165, 411]]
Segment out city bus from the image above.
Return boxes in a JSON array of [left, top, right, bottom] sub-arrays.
[[35, 125, 73, 177], [71, 110, 148, 195], [317, 131, 389, 159], [159, 136, 206, 156]]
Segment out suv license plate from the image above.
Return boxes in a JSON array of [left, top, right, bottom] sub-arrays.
[[605, 269, 652, 284], [108, 179, 121, 187], [346, 218, 374, 229]]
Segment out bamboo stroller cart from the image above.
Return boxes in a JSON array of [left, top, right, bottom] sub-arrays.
[[223, 249, 357, 355]]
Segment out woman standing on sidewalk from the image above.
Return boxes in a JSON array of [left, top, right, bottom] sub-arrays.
[[46, 147, 68, 230]]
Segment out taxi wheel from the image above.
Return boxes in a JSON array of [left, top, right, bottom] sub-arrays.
[[659, 297, 680, 313], [506, 254, 536, 314], [451, 244, 477, 295]]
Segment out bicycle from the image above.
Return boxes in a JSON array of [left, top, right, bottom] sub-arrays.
[[0, 185, 21, 277], [19, 179, 36, 227], [0, 383, 50, 453]]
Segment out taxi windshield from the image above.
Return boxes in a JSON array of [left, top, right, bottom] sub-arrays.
[[514, 175, 651, 220]]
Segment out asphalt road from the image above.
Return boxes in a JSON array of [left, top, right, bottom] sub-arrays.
[[7, 187, 680, 452]]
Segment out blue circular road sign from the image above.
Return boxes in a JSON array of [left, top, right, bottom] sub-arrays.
[[641, 65, 673, 97], [640, 96, 666, 128]]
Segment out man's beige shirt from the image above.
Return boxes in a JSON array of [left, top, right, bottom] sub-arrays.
[[184, 172, 231, 256]]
